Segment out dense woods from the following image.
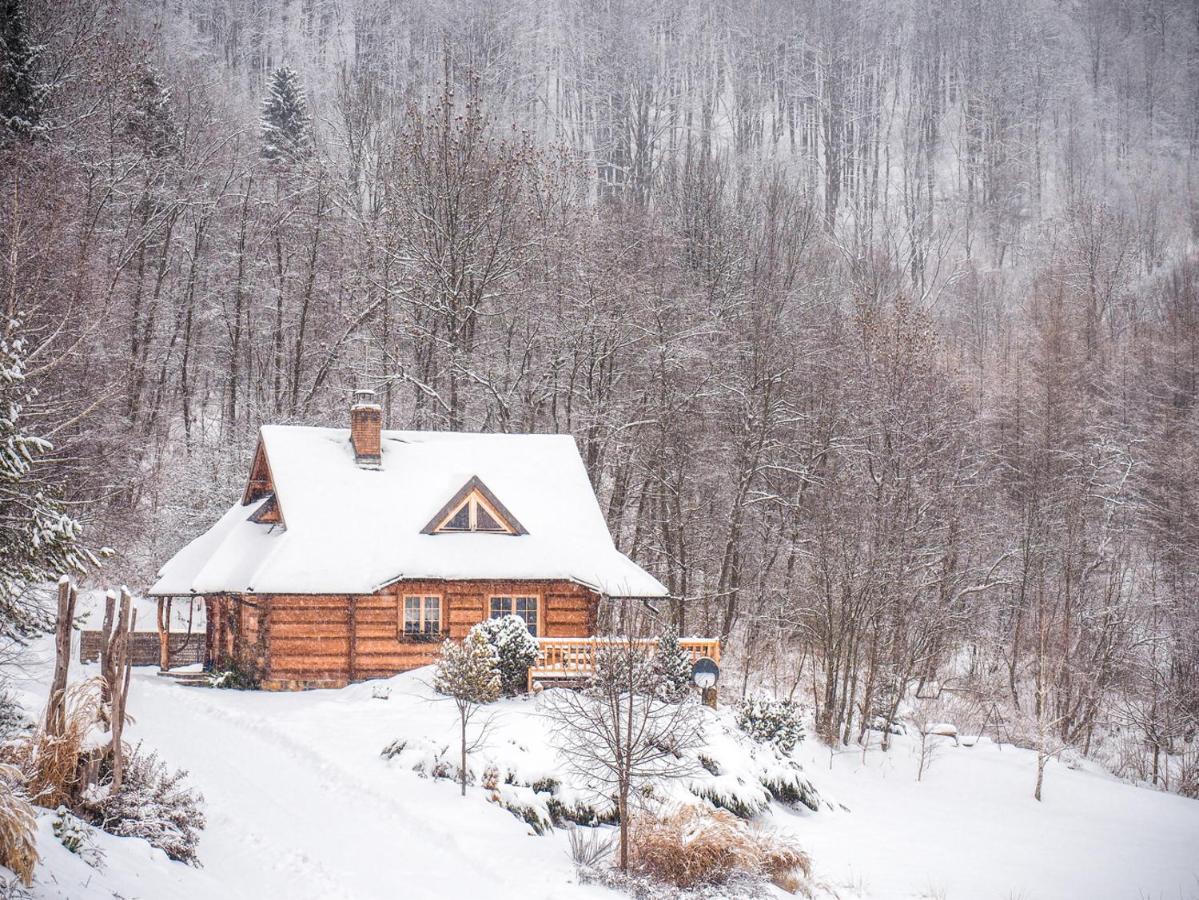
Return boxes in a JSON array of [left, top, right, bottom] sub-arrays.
[[3, 0, 1198, 796]]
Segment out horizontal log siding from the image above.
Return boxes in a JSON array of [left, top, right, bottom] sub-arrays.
[[248, 580, 599, 689], [265, 595, 351, 682]]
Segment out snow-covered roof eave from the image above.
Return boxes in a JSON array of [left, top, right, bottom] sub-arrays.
[[149, 427, 672, 601]]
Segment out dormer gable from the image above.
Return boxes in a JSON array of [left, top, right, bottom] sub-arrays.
[[241, 439, 286, 528], [421, 475, 527, 536]]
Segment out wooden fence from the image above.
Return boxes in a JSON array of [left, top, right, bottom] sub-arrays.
[[80, 631, 204, 668]]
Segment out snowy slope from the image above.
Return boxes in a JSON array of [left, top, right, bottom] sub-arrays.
[[5, 646, 1199, 900]]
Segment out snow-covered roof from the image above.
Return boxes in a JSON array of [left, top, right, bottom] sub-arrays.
[[150, 426, 668, 598]]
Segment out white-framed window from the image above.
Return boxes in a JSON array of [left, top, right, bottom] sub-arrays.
[[489, 595, 539, 637], [402, 595, 442, 637]]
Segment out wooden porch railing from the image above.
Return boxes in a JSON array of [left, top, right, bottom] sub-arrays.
[[529, 636, 721, 689]]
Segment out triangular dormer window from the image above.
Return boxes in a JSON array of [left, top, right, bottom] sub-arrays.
[[422, 476, 527, 536]]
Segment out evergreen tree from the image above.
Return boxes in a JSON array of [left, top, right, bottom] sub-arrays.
[[0, 321, 94, 640], [127, 66, 177, 158], [260, 66, 310, 163], [472, 615, 539, 694], [0, 0, 41, 140], [434, 630, 501, 796], [656, 624, 693, 700]]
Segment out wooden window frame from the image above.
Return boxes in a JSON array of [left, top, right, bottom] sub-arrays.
[[488, 593, 541, 638], [436, 491, 514, 534], [400, 594, 444, 640]]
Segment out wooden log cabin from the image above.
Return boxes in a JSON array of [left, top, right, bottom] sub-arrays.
[[149, 392, 676, 690]]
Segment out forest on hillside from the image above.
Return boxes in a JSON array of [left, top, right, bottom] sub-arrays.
[[2, 0, 1198, 796]]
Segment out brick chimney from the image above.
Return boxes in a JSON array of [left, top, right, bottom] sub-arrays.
[[349, 389, 382, 469]]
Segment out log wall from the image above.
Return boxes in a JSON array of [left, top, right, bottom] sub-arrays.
[[210, 580, 599, 690]]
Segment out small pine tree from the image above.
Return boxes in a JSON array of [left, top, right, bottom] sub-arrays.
[[0, 321, 95, 640], [656, 624, 693, 700], [0, 0, 42, 141], [472, 615, 539, 694], [260, 66, 310, 163], [434, 631, 501, 796]]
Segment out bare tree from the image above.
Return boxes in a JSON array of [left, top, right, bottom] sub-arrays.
[[544, 639, 702, 871]]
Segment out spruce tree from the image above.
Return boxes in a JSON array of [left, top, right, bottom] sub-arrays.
[[656, 624, 693, 700], [260, 66, 310, 163], [434, 630, 501, 796], [0, 321, 94, 640], [0, 0, 41, 141]]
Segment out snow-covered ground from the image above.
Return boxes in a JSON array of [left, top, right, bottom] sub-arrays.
[[5, 639, 1199, 900]]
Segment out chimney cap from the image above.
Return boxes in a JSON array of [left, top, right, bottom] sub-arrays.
[[351, 388, 381, 410]]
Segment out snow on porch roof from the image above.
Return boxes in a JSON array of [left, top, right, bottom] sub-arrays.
[[149, 426, 669, 599]]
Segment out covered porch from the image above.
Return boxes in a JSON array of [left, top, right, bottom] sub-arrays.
[[529, 636, 721, 690]]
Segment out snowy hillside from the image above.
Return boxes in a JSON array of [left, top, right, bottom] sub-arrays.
[[4, 645, 1198, 900]]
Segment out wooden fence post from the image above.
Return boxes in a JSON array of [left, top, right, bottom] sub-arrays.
[[99, 589, 117, 713], [44, 577, 77, 737], [110, 588, 133, 791]]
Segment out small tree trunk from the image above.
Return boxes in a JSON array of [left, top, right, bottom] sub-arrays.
[[618, 785, 629, 871], [1034, 750, 1047, 801], [460, 710, 467, 797]]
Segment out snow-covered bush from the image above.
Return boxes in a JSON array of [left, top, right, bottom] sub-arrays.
[[736, 696, 805, 754], [52, 806, 103, 869], [471, 616, 538, 695], [0, 691, 30, 742], [655, 626, 692, 700], [80, 744, 204, 866], [208, 662, 258, 690], [628, 805, 810, 892]]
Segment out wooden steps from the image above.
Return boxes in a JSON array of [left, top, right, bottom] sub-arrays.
[[156, 669, 211, 687]]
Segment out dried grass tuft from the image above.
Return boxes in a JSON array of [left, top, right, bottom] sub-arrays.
[[628, 805, 811, 893], [0, 764, 37, 886], [3, 680, 104, 811]]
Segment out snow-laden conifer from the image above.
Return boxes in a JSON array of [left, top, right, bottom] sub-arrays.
[[260, 66, 310, 163], [0, 0, 43, 141], [655, 624, 693, 700], [0, 321, 94, 639]]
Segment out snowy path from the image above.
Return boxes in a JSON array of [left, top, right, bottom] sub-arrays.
[[124, 672, 605, 900], [11, 655, 1199, 900]]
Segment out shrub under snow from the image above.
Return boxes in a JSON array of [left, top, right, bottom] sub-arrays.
[[471, 616, 538, 695], [382, 691, 821, 834], [79, 745, 205, 866], [736, 696, 805, 755]]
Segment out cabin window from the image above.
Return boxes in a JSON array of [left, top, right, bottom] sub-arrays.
[[489, 595, 538, 637], [402, 595, 442, 636], [437, 492, 512, 534]]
